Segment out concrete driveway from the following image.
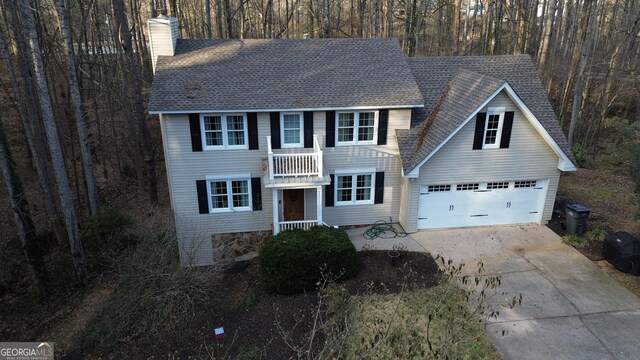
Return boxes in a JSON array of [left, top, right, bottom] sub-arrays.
[[410, 225, 640, 360]]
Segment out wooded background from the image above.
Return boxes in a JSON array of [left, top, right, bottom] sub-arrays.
[[0, 0, 638, 295]]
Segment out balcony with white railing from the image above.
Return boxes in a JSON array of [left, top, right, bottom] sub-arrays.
[[264, 135, 329, 187]]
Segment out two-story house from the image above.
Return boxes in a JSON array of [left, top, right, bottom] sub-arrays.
[[147, 16, 576, 266]]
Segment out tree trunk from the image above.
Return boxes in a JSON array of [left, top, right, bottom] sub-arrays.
[[112, 0, 159, 206], [0, 117, 48, 298], [567, 0, 596, 146], [55, 0, 100, 216], [205, 0, 212, 38], [0, 3, 68, 246], [538, 0, 558, 71], [215, 0, 223, 38], [19, 0, 86, 278]]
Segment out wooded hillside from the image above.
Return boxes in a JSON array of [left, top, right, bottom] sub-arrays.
[[0, 0, 638, 296]]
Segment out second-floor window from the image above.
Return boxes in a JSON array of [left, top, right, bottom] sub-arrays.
[[281, 112, 303, 147], [201, 114, 248, 150], [483, 108, 505, 149], [336, 111, 377, 145]]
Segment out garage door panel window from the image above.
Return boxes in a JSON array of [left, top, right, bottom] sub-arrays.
[[456, 183, 479, 191], [487, 182, 509, 189], [514, 180, 537, 188], [336, 173, 374, 205], [427, 185, 451, 192]]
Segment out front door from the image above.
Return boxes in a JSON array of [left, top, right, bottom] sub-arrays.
[[283, 189, 305, 221]]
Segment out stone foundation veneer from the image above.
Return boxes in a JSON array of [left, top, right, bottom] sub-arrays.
[[212, 231, 272, 263]]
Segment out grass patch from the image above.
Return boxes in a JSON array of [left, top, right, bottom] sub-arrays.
[[348, 284, 500, 359], [77, 218, 219, 356], [586, 229, 607, 242], [563, 234, 588, 248]]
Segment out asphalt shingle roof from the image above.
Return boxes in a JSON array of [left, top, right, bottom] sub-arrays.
[[398, 55, 575, 174], [397, 69, 506, 173], [148, 38, 424, 112]]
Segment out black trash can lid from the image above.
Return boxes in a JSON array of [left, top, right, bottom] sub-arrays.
[[566, 203, 591, 213]]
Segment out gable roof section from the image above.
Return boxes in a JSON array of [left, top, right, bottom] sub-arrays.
[[399, 55, 576, 175], [397, 69, 505, 175], [148, 38, 424, 113]]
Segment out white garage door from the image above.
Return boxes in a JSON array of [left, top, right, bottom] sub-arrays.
[[417, 179, 548, 229]]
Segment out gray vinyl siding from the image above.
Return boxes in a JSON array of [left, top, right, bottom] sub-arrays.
[[402, 91, 562, 232], [397, 176, 411, 232], [316, 109, 411, 226], [162, 113, 273, 265]]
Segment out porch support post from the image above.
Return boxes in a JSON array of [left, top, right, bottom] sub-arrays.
[[316, 186, 322, 226], [272, 189, 279, 234]]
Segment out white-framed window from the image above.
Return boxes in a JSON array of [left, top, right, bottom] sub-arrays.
[[336, 111, 378, 145], [483, 107, 505, 149], [335, 170, 375, 205], [206, 176, 252, 212], [281, 112, 303, 148], [201, 114, 248, 150]]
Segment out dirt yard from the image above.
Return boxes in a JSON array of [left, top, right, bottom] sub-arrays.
[[551, 168, 640, 298]]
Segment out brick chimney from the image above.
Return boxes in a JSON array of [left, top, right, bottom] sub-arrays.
[[147, 15, 180, 74]]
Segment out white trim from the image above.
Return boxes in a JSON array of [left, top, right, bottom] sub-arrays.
[[205, 177, 253, 213], [200, 113, 249, 150], [280, 112, 304, 148], [334, 172, 376, 206], [406, 83, 576, 177], [149, 104, 424, 115], [335, 167, 376, 175], [336, 111, 378, 146], [206, 173, 251, 180]]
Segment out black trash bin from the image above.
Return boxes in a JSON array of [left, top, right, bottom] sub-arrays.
[[602, 232, 640, 276], [565, 203, 591, 235]]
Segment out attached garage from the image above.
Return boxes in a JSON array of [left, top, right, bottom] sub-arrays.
[[417, 179, 548, 229]]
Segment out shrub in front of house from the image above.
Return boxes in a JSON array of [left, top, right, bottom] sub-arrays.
[[258, 226, 359, 294]]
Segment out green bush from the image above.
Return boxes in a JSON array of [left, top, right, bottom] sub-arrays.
[[572, 143, 588, 168], [258, 226, 359, 294], [562, 234, 587, 248], [585, 229, 607, 242], [82, 205, 133, 242]]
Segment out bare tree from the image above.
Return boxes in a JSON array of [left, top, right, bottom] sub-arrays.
[[112, 0, 159, 206], [18, 0, 86, 277], [55, 0, 100, 216], [0, 117, 48, 297]]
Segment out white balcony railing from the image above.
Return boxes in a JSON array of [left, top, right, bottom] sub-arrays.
[[278, 220, 321, 232], [267, 135, 323, 180]]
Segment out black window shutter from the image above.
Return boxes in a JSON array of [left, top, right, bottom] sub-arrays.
[[247, 112, 259, 150], [251, 177, 262, 211], [377, 109, 389, 145], [270, 112, 281, 149], [325, 174, 335, 207], [472, 112, 487, 150], [374, 172, 385, 204], [325, 111, 335, 148], [304, 111, 314, 148], [196, 180, 209, 214], [500, 111, 515, 149], [189, 114, 203, 152]]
